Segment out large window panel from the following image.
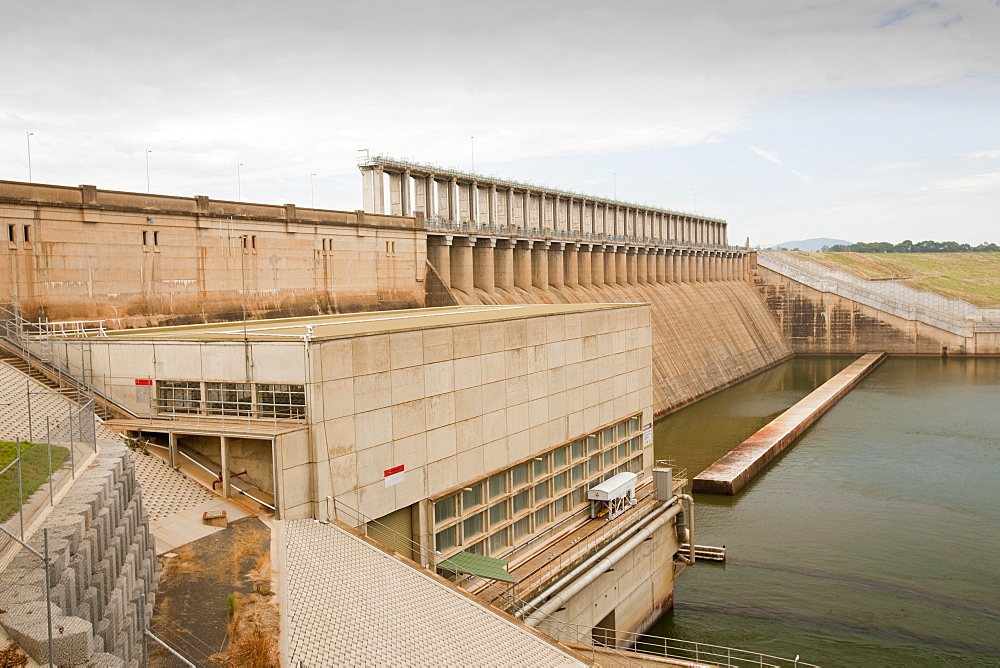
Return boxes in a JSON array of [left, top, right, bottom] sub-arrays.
[[156, 380, 201, 414]]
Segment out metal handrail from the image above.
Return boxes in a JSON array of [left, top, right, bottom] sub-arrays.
[[0, 303, 138, 420], [558, 622, 819, 668]]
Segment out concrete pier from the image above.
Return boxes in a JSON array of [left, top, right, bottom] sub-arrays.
[[693, 352, 887, 495]]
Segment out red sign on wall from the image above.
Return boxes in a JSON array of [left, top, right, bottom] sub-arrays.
[[134, 379, 152, 386], [384, 464, 405, 488]]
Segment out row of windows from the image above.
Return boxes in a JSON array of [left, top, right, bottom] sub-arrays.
[[432, 415, 645, 559], [156, 380, 306, 419], [436, 453, 644, 558]]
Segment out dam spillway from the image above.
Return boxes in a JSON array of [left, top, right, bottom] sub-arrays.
[[693, 351, 887, 494]]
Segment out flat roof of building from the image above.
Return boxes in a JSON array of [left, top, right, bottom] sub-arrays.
[[93, 304, 642, 341]]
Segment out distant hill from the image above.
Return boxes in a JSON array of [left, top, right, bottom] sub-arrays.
[[772, 238, 852, 252]]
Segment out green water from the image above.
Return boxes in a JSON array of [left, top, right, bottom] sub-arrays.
[[649, 357, 1000, 667]]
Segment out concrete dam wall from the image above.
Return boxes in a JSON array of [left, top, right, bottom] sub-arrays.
[[448, 280, 792, 416], [0, 181, 427, 328], [753, 251, 1000, 355]]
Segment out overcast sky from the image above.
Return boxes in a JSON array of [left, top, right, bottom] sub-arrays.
[[2, 0, 998, 246]]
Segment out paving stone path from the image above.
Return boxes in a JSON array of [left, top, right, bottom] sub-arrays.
[[283, 519, 584, 666]]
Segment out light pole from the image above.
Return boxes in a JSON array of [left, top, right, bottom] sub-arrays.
[[237, 162, 244, 202], [26, 132, 33, 183], [692, 189, 697, 215], [311, 173, 316, 208], [145, 149, 152, 193], [470, 136, 475, 173]]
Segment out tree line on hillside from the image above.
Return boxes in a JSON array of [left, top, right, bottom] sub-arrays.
[[821, 240, 1000, 253]]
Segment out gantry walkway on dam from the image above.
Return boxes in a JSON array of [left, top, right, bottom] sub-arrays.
[[361, 156, 748, 298], [360, 155, 740, 251]]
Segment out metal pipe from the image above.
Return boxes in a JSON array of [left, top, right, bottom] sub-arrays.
[[144, 630, 195, 667], [679, 494, 695, 565], [515, 496, 678, 619], [524, 502, 683, 628]]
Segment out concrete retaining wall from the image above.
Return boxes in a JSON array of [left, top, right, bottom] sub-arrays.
[[0, 443, 158, 666]]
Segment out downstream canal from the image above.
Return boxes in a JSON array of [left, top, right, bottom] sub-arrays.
[[651, 357, 1000, 666]]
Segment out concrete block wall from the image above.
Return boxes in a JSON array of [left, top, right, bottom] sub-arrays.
[[0, 444, 158, 666], [294, 304, 654, 523], [448, 280, 792, 416]]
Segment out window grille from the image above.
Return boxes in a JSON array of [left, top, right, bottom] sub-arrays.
[[156, 380, 201, 413], [205, 382, 253, 416], [155, 380, 305, 420], [257, 383, 306, 419]]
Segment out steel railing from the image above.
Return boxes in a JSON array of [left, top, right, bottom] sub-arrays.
[[558, 623, 820, 668]]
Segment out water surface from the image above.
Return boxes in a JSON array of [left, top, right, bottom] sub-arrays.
[[650, 357, 1000, 666]]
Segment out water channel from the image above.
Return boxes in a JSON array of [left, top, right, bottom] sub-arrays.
[[649, 356, 1000, 667]]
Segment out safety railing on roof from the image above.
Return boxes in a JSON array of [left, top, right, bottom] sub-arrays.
[[0, 303, 136, 421]]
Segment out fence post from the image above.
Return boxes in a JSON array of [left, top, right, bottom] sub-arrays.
[[43, 528, 54, 668], [140, 591, 149, 668], [16, 439, 24, 539], [46, 437, 53, 507], [27, 381, 33, 442]]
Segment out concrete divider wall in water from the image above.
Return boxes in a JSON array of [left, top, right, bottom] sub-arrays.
[[447, 280, 793, 416], [694, 352, 887, 494]]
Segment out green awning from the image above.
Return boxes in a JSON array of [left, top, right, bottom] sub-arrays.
[[438, 551, 518, 584]]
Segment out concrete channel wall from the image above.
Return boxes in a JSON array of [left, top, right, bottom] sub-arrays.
[[0, 444, 158, 666]]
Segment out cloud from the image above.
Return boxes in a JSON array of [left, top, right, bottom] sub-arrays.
[[870, 160, 923, 173], [749, 146, 783, 166], [962, 150, 1000, 160], [917, 172, 1000, 193]]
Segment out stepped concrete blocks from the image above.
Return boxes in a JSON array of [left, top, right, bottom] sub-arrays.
[[1, 604, 94, 667], [0, 441, 162, 661]]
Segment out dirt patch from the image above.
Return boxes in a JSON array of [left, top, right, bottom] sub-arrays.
[[150, 516, 277, 667]]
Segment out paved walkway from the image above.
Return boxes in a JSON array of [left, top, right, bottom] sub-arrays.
[[282, 519, 586, 667]]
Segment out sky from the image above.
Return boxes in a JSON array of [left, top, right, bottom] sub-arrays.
[[2, 0, 998, 247]]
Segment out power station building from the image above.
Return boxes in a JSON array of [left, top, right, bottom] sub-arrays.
[[37, 302, 688, 639]]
